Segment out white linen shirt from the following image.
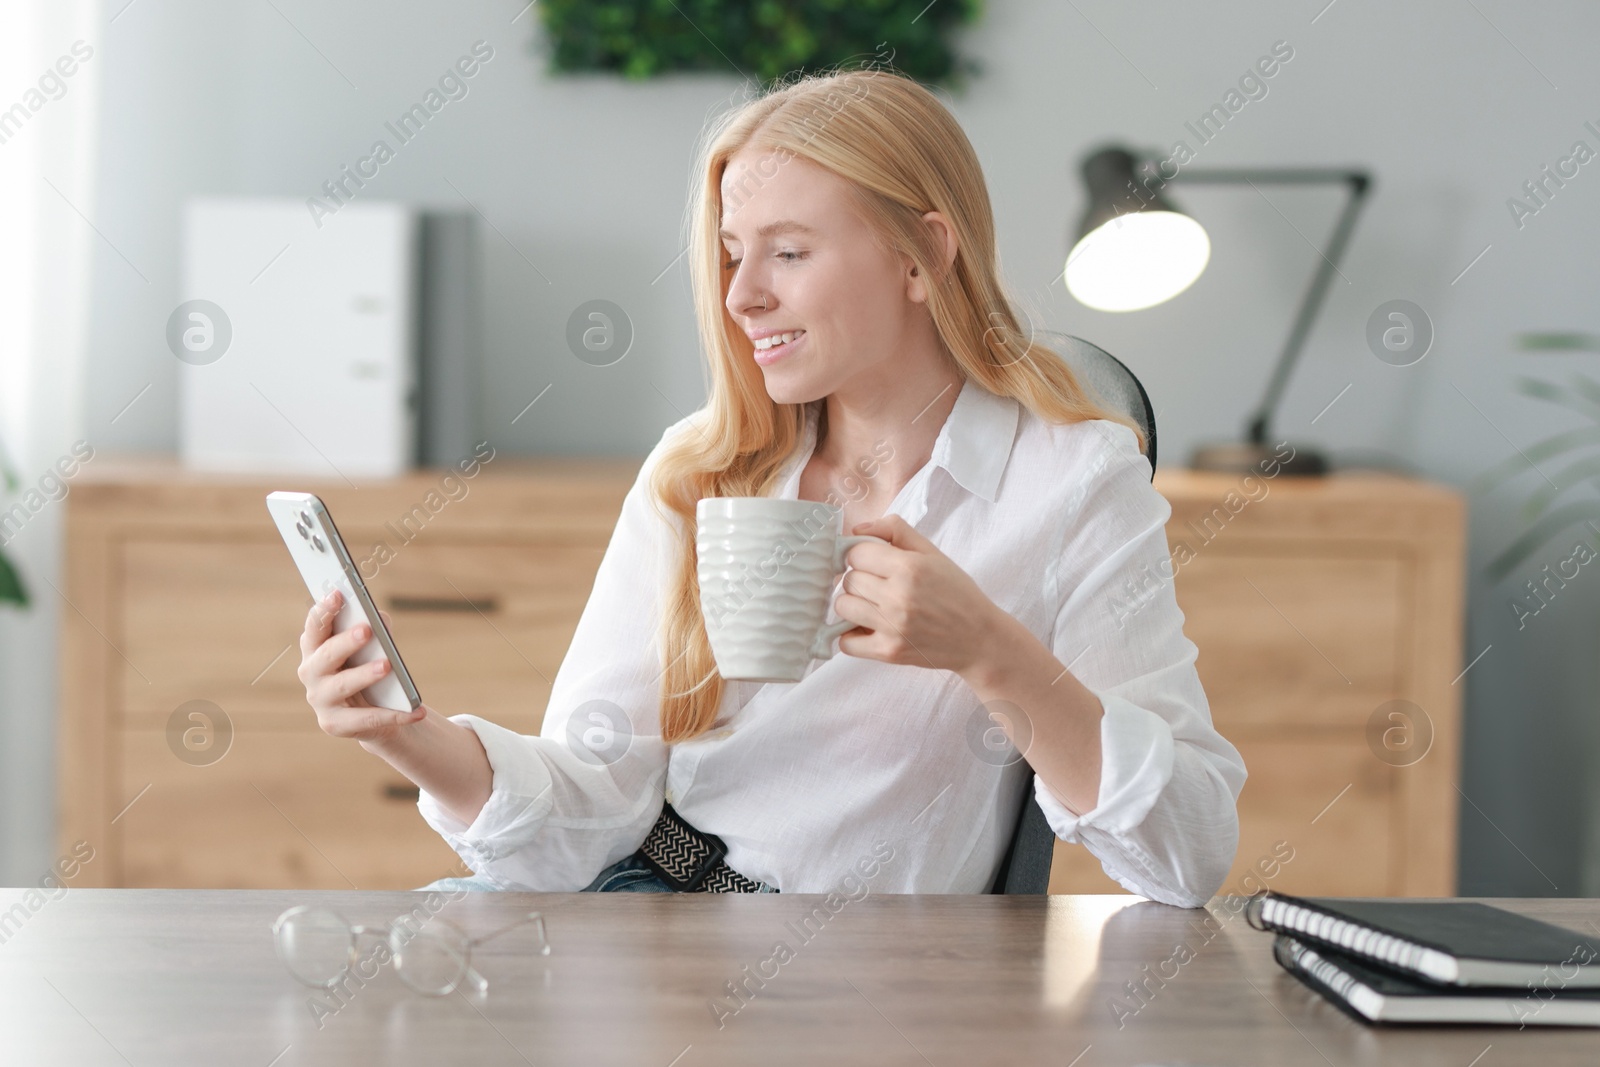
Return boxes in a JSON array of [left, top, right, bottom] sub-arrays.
[[417, 376, 1247, 906]]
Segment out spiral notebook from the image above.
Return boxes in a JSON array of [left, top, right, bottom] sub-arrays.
[[1247, 890, 1600, 988], [1273, 935, 1600, 1026]]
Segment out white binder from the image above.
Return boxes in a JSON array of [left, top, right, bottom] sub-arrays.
[[177, 196, 418, 478]]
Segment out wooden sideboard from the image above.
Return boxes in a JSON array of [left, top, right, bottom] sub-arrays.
[[59, 456, 639, 889], [60, 457, 1464, 894], [1049, 467, 1465, 897]]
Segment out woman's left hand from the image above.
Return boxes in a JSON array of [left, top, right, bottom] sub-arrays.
[[832, 514, 1005, 676]]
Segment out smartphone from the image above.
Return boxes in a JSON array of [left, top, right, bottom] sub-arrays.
[[266, 491, 422, 711]]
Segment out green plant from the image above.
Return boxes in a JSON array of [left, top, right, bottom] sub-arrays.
[[535, 0, 984, 87], [1471, 369, 1600, 584], [0, 548, 21, 607], [0, 445, 27, 608]]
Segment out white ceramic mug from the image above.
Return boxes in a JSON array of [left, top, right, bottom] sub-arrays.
[[696, 497, 889, 682]]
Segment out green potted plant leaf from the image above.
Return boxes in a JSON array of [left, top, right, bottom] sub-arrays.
[[0, 437, 30, 608], [534, 0, 984, 87], [1470, 344, 1600, 584]]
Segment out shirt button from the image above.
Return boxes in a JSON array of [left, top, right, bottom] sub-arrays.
[[664, 787, 677, 805]]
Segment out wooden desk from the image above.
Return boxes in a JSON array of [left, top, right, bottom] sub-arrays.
[[0, 891, 1592, 1065]]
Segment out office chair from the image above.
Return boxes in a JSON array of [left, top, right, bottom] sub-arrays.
[[988, 331, 1158, 895]]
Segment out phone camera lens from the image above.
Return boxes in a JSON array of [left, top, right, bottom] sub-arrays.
[[311, 535, 326, 552], [294, 521, 309, 540], [299, 510, 312, 526]]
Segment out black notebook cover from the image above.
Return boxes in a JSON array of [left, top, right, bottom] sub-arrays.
[[1274, 935, 1600, 1027]]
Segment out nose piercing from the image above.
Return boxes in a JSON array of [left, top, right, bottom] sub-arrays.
[[760, 294, 768, 310]]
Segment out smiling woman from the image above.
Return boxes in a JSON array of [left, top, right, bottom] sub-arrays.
[[659, 69, 1151, 744], [300, 68, 1244, 905]]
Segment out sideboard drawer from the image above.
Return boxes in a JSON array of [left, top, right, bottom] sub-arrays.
[[1228, 737, 1395, 896], [363, 540, 608, 732], [120, 537, 310, 720], [1174, 549, 1405, 733], [1049, 738, 1394, 897], [119, 537, 608, 735], [117, 725, 461, 889]]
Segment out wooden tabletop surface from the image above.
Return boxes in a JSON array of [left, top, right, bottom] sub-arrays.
[[1, 891, 1595, 1066]]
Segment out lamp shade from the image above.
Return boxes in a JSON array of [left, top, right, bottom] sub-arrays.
[[1065, 147, 1210, 312]]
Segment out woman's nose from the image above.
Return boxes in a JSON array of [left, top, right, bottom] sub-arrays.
[[725, 266, 768, 318]]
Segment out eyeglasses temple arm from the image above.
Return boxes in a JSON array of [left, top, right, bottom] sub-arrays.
[[469, 912, 550, 956], [457, 913, 549, 995]]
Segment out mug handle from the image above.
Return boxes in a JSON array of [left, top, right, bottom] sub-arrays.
[[809, 534, 890, 661]]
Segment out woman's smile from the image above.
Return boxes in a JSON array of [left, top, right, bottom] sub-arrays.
[[753, 329, 807, 366]]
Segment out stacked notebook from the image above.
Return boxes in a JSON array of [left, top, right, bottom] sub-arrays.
[[1250, 890, 1600, 1026]]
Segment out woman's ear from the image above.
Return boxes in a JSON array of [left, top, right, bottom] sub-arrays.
[[906, 210, 957, 304], [924, 210, 958, 273]]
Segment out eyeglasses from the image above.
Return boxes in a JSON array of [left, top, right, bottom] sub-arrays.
[[272, 905, 549, 997]]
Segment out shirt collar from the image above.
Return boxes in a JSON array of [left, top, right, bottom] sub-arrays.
[[780, 376, 1020, 504], [931, 376, 1020, 503]]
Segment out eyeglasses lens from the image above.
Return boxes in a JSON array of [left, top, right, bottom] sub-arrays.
[[391, 927, 468, 996], [276, 908, 355, 988]]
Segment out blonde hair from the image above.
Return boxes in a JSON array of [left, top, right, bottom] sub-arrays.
[[647, 68, 1145, 744]]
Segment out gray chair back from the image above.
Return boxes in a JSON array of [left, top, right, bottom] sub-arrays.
[[988, 332, 1157, 894], [1039, 331, 1158, 472]]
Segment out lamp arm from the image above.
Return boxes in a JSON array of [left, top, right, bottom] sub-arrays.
[[1134, 163, 1372, 446], [1247, 173, 1370, 445]]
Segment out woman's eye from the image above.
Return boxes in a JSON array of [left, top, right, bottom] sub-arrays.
[[722, 251, 804, 270]]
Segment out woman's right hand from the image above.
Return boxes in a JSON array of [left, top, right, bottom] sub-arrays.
[[297, 589, 427, 744]]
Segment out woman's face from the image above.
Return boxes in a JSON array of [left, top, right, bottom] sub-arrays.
[[720, 146, 927, 406]]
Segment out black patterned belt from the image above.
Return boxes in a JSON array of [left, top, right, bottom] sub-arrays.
[[638, 802, 777, 893]]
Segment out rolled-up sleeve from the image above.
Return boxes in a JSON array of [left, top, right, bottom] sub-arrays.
[[414, 419, 694, 890], [1032, 421, 1247, 908]]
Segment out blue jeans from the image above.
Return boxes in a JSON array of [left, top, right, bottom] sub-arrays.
[[418, 850, 778, 893], [581, 852, 676, 893]]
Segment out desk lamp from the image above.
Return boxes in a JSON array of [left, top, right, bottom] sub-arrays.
[[1066, 146, 1371, 476]]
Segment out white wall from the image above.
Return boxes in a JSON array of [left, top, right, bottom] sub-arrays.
[[7, 0, 1598, 893], [0, 0, 98, 887]]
